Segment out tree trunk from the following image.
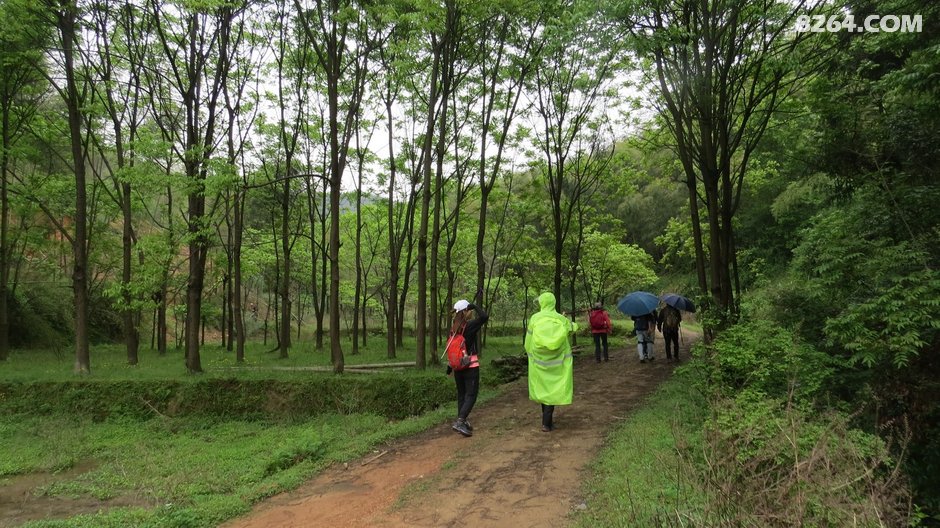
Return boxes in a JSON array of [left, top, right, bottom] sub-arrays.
[[385, 95, 398, 359], [57, 3, 91, 374], [233, 189, 245, 363], [0, 101, 11, 361], [416, 42, 441, 371], [279, 176, 291, 357]]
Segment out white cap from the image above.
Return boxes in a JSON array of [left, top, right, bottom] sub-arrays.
[[453, 299, 470, 312]]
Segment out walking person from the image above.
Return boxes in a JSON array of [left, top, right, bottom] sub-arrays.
[[525, 292, 577, 432], [587, 302, 612, 362], [448, 296, 488, 437], [657, 304, 682, 362], [632, 309, 657, 363]]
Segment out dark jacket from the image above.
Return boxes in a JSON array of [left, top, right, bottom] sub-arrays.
[[462, 304, 489, 356], [657, 305, 682, 333], [632, 310, 657, 332]]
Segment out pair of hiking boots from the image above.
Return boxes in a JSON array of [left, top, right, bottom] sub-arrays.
[[452, 418, 473, 437]]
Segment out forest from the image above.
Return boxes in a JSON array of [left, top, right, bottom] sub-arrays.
[[0, 0, 938, 526]]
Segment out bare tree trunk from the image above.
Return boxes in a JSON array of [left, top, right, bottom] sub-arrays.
[[0, 101, 11, 360], [384, 94, 398, 359], [55, 2, 91, 374], [416, 42, 441, 370]]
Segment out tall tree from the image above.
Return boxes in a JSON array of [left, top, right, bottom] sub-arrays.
[[35, 0, 93, 373], [470, 0, 545, 309], [615, 0, 827, 323], [295, 0, 372, 373], [222, 2, 262, 363], [87, 0, 150, 365], [149, 0, 239, 372], [0, 0, 47, 361], [414, 0, 448, 370], [531, 0, 624, 302], [269, 0, 313, 357]]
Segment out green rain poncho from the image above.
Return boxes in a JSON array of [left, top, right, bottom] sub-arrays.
[[525, 292, 577, 405]]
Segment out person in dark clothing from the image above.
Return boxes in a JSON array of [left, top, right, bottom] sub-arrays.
[[587, 302, 612, 362], [657, 305, 682, 362], [448, 297, 488, 437]]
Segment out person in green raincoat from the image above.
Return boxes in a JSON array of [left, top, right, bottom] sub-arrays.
[[525, 292, 578, 432]]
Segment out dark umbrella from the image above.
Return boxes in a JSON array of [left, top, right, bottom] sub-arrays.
[[662, 293, 695, 313], [617, 291, 659, 317]]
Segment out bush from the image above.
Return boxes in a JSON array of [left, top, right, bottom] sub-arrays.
[[698, 396, 912, 527], [9, 282, 73, 348], [685, 319, 914, 526], [694, 319, 835, 405], [0, 375, 452, 421]]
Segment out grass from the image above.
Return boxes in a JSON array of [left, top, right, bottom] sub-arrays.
[[573, 368, 709, 528], [1, 388, 504, 528], [0, 334, 528, 382], [1, 411, 439, 527], [0, 331, 512, 527]]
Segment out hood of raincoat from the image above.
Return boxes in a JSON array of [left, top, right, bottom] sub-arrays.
[[537, 291, 556, 312]]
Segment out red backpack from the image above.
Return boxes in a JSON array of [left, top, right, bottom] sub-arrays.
[[445, 326, 471, 370], [589, 309, 608, 331]]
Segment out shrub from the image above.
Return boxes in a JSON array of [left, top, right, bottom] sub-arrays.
[[694, 319, 835, 405], [0, 375, 452, 421], [698, 396, 912, 527]]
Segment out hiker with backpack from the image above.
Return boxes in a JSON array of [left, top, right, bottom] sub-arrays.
[[587, 302, 612, 362], [632, 309, 657, 363], [525, 292, 577, 432], [446, 296, 489, 437], [657, 305, 682, 362]]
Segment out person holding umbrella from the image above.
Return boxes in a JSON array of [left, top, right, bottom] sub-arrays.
[[617, 291, 659, 363], [658, 294, 695, 363]]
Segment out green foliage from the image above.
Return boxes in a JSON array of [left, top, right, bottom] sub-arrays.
[[654, 216, 699, 272], [264, 438, 325, 477], [696, 320, 835, 407], [699, 394, 911, 527], [8, 282, 73, 348], [792, 187, 940, 369], [579, 230, 657, 304]]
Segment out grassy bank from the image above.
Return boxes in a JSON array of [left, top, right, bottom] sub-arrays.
[[1, 390, 503, 528], [0, 335, 515, 527], [574, 367, 708, 527]]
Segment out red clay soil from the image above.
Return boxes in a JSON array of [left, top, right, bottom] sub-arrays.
[[223, 336, 690, 528]]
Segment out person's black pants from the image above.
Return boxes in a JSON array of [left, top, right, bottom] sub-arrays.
[[454, 366, 480, 420], [593, 333, 609, 361], [663, 329, 679, 359], [541, 404, 555, 428]]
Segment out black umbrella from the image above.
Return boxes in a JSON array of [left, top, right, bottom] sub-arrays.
[[661, 293, 695, 312]]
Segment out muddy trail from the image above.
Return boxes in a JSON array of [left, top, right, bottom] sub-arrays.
[[224, 337, 690, 528]]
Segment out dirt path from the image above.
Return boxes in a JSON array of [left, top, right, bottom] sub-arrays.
[[224, 337, 689, 528]]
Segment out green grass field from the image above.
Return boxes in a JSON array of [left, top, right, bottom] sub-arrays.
[[0, 334, 516, 527], [0, 334, 529, 382]]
